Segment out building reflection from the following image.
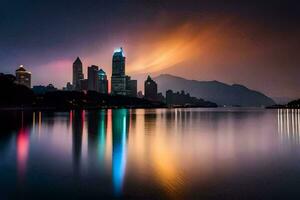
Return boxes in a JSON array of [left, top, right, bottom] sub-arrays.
[[72, 110, 84, 173], [278, 109, 300, 143], [86, 109, 108, 163], [87, 110, 100, 161], [71, 109, 129, 195], [98, 110, 107, 162], [112, 109, 129, 196]]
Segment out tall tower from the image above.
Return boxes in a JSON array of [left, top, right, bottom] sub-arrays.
[[144, 75, 158, 101], [111, 48, 126, 95], [15, 65, 31, 88], [73, 57, 84, 91], [112, 47, 125, 76]]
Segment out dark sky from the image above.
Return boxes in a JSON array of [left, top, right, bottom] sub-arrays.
[[1, 0, 300, 98]]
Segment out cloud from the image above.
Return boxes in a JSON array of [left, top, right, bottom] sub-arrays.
[[126, 21, 227, 74]]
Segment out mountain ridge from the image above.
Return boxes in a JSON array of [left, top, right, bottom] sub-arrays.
[[154, 74, 275, 107]]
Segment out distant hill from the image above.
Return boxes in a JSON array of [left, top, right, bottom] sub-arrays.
[[287, 99, 300, 108], [154, 74, 275, 107], [272, 96, 294, 105]]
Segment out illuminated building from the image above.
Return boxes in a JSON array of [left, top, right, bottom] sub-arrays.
[[88, 65, 99, 91], [15, 65, 31, 88], [111, 48, 126, 95], [73, 57, 84, 91], [98, 69, 108, 94], [111, 48, 137, 96], [144, 75, 158, 101]]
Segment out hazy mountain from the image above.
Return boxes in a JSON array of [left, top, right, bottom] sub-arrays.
[[154, 74, 275, 107], [272, 97, 294, 105]]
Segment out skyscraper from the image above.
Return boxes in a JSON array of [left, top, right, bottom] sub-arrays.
[[126, 76, 137, 97], [98, 69, 108, 94], [88, 65, 99, 91], [112, 48, 125, 76], [15, 65, 31, 88], [144, 75, 158, 101], [73, 57, 84, 91], [111, 48, 126, 95]]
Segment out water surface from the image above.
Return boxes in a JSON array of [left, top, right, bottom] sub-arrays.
[[0, 108, 300, 199]]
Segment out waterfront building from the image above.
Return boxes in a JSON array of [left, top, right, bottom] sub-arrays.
[[32, 84, 58, 95], [88, 65, 99, 91], [63, 82, 73, 91], [126, 76, 137, 97], [80, 79, 88, 92], [157, 92, 165, 103], [165, 89, 212, 106], [73, 57, 84, 91], [15, 65, 31, 88], [110, 47, 137, 96], [144, 75, 157, 101], [111, 48, 126, 95], [166, 89, 173, 105], [98, 69, 108, 94]]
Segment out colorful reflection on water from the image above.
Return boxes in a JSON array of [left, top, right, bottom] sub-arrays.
[[1, 108, 300, 199], [277, 109, 300, 142], [17, 128, 29, 180], [112, 109, 128, 196]]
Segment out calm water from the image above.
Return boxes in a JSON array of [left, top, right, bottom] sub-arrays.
[[0, 108, 300, 199]]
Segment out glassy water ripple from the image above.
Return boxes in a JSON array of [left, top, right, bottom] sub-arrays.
[[0, 108, 300, 199]]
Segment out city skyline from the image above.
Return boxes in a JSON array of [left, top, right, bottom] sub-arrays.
[[1, 1, 300, 199], [0, 0, 299, 99]]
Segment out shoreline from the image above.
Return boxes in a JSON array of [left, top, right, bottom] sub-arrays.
[[0, 105, 219, 111], [3, 106, 291, 112], [3, 105, 300, 111]]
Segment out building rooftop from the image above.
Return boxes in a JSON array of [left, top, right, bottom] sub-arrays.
[[16, 65, 31, 73], [113, 47, 125, 57], [73, 57, 82, 64], [98, 69, 106, 75], [16, 65, 26, 72]]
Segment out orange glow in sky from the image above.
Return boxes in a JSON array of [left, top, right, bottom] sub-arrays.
[[126, 22, 223, 74]]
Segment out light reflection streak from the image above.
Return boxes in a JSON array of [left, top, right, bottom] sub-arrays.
[[38, 112, 42, 135], [112, 109, 129, 196], [32, 112, 35, 134], [69, 110, 73, 130], [298, 109, 300, 140], [278, 109, 300, 143], [106, 109, 112, 168], [17, 127, 29, 181], [98, 110, 107, 161]]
